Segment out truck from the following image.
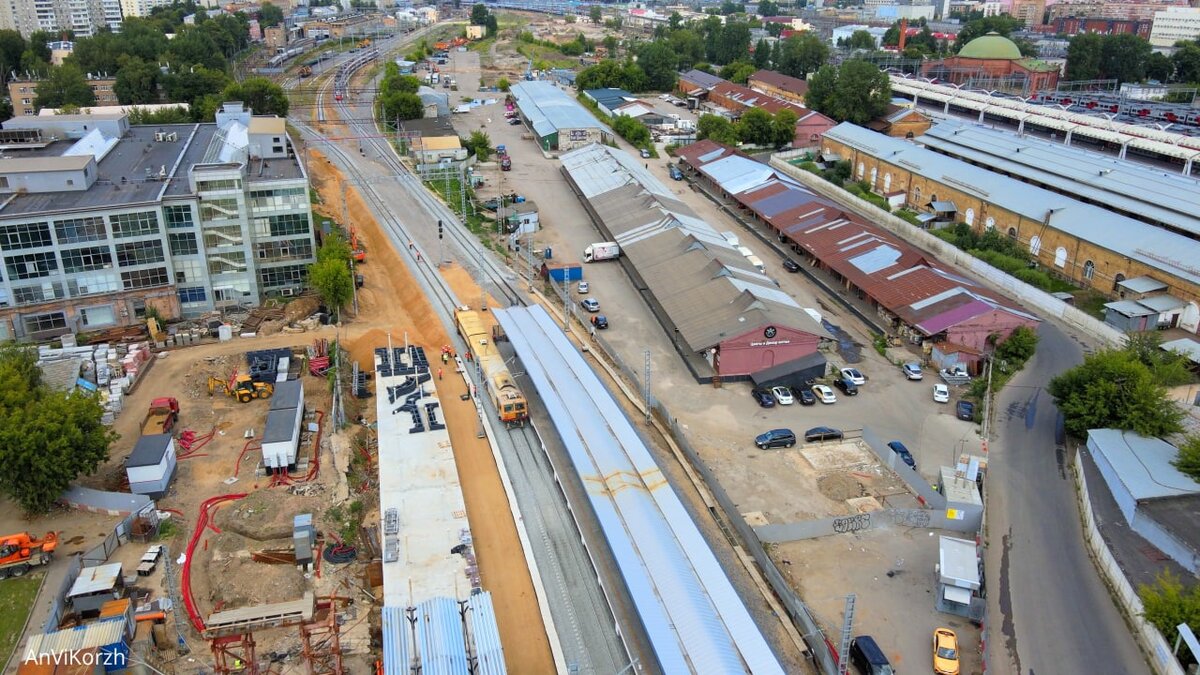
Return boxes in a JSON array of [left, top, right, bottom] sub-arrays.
[[583, 242, 620, 262], [142, 397, 180, 436], [500, 156, 512, 171], [0, 532, 58, 578]]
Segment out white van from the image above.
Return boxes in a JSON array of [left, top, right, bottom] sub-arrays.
[[746, 255, 766, 273]]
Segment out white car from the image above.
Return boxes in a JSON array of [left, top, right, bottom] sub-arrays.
[[933, 384, 950, 403], [812, 384, 837, 404], [771, 386, 794, 405], [902, 362, 923, 380], [840, 367, 866, 386], [578, 281, 589, 294]]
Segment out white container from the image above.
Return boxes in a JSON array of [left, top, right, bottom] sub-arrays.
[[218, 324, 233, 342]]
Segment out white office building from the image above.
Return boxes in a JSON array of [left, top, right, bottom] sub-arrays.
[[0, 103, 317, 341], [1150, 7, 1200, 48]]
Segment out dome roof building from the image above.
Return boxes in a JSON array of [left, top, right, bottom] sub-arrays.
[[958, 32, 1024, 60], [919, 32, 1060, 95]]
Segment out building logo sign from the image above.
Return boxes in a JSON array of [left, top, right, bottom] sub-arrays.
[[764, 326, 777, 339], [749, 325, 789, 347], [569, 130, 589, 141]]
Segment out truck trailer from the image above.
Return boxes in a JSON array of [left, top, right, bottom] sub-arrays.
[[583, 242, 620, 262]]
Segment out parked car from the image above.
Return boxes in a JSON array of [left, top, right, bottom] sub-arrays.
[[834, 377, 858, 395], [590, 314, 608, 329], [355, 273, 364, 288], [755, 428, 795, 449], [933, 628, 960, 675], [849, 636, 894, 675], [640, 148, 651, 158], [577, 281, 589, 294], [887, 441, 916, 470], [508, 117, 522, 125], [751, 388, 776, 408], [771, 386, 794, 405], [580, 298, 600, 312], [668, 165, 683, 180], [933, 384, 950, 403], [840, 367, 866, 385], [902, 362, 924, 380], [804, 426, 844, 442], [811, 384, 837, 404], [782, 258, 801, 273], [794, 387, 816, 406], [956, 400, 976, 421]]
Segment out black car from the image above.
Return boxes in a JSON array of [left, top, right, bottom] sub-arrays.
[[887, 441, 916, 470], [833, 377, 859, 395], [782, 258, 801, 273], [591, 314, 608, 329], [957, 400, 976, 421], [751, 388, 776, 408], [793, 387, 816, 406], [804, 426, 844, 442], [755, 428, 796, 449]]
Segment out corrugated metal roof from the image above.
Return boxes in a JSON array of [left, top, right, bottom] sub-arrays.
[[495, 306, 786, 675], [847, 244, 902, 275], [415, 597, 468, 675], [1104, 300, 1157, 317], [68, 563, 121, 597], [1162, 338, 1200, 364], [382, 607, 411, 675], [25, 619, 126, 658], [1118, 276, 1169, 294], [510, 81, 608, 137], [1137, 294, 1186, 312], [825, 122, 1200, 286], [1087, 429, 1200, 501], [467, 593, 505, 675]]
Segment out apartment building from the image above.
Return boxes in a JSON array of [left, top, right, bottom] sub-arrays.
[[8, 75, 120, 117], [118, 0, 173, 18], [0, 103, 317, 341], [1151, 7, 1200, 47], [1010, 0, 1046, 27]]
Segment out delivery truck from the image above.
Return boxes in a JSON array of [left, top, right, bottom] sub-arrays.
[[583, 242, 620, 262]]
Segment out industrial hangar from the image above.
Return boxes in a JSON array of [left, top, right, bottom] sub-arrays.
[[559, 143, 832, 384], [509, 81, 614, 153]]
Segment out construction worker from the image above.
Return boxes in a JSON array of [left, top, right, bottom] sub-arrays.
[[438, 367, 443, 380], [441, 351, 449, 364]]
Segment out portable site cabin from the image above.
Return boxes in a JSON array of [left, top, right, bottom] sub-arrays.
[[20, 617, 129, 673], [67, 563, 125, 615], [262, 381, 304, 470], [125, 434, 176, 499]]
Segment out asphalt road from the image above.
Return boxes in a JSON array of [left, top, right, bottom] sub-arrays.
[[987, 322, 1149, 675]]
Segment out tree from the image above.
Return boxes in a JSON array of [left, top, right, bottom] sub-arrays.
[[1172, 43, 1200, 83], [777, 32, 828, 79], [0, 345, 115, 514], [994, 325, 1038, 365], [26, 30, 53, 64], [165, 27, 226, 71], [309, 258, 353, 322], [713, 22, 751, 65], [753, 38, 771, 68], [668, 29, 705, 71], [953, 15, 1023, 51], [259, 2, 283, 27], [612, 113, 651, 147], [737, 107, 774, 145], [485, 14, 498, 37], [697, 113, 739, 145], [1140, 571, 1200, 657], [590, 5, 602, 24], [845, 29, 876, 50], [497, 77, 511, 92], [220, 77, 288, 117], [1065, 32, 1102, 81], [719, 60, 755, 83], [757, 0, 779, 16], [379, 90, 423, 121], [772, 108, 797, 147], [1172, 435, 1200, 482], [115, 57, 160, 104], [669, 12, 683, 31], [161, 66, 229, 109], [1145, 51, 1173, 82], [637, 41, 678, 91], [806, 59, 890, 124], [1048, 347, 1185, 438], [719, 1, 742, 16], [470, 3, 489, 25], [603, 35, 619, 56], [127, 105, 191, 124], [34, 64, 96, 110], [0, 30, 25, 80], [465, 130, 493, 160], [1099, 33, 1151, 84], [805, 64, 836, 113], [317, 232, 351, 265], [577, 59, 627, 90]]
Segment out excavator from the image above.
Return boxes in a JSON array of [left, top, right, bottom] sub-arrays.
[[208, 370, 275, 403], [0, 532, 58, 579], [350, 227, 366, 264]]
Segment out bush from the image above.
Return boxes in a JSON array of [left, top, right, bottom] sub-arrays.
[[798, 161, 822, 175], [895, 209, 923, 226]]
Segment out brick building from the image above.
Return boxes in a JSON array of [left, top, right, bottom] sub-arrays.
[[8, 75, 119, 116], [867, 103, 933, 138], [678, 69, 836, 146], [747, 69, 809, 105], [920, 33, 1060, 94], [1051, 17, 1153, 36]]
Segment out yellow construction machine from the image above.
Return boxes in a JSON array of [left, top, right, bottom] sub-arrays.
[[208, 371, 274, 403]]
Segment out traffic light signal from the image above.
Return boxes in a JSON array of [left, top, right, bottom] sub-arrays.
[[438, 220, 443, 239]]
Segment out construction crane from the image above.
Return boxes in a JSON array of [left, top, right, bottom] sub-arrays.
[[208, 371, 274, 403]]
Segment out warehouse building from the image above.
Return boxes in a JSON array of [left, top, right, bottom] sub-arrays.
[[677, 140, 1039, 366], [0, 102, 316, 341], [820, 122, 1200, 334], [509, 81, 613, 153], [561, 143, 831, 382]]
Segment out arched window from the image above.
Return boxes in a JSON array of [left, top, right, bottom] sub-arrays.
[[912, 185, 920, 203], [870, 167, 877, 187], [857, 162, 864, 179], [965, 208, 975, 226], [1083, 260, 1095, 281], [1054, 246, 1067, 268], [1029, 235, 1042, 256], [1007, 227, 1017, 240], [1114, 272, 1126, 293], [884, 173, 893, 191], [985, 217, 995, 230]]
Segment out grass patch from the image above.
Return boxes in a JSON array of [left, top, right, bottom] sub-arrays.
[[1075, 290, 1110, 320], [515, 42, 577, 70], [0, 572, 45, 666], [156, 518, 179, 541]]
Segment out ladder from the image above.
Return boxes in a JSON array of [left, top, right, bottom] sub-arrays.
[[837, 593, 856, 675]]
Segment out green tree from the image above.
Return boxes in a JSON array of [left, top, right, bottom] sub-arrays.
[[220, 77, 288, 117], [845, 29, 876, 50], [466, 129, 493, 160], [34, 64, 96, 110], [772, 108, 798, 147], [1172, 43, 1200, 83], [26, 30, 53, 63], [309, 258, 353, 321], [165, 26, 226, 71], [1100, 33, 1151, 84], [127, 105, 191, 124], [719, 1, 743, 15], [668, 29, 705, 71], [259, 2, 283, 27], [1065, 32, 1102, 81], [1126, 332, 1195, 387], [0, 29, 26, 80], [736, 107, 774, 144], [719, 60, 755, 83], [161, 66, 229, 110], [1172, 435, 1200, 482], [953, 16, 1023, 51], [994, 325, 1038, 365], [577, 59, 627, 90], [1048, 347, 1185, 438], [470, 3, 489, 25], [807, 59, 890, 124], [777, 32, 828, 79], [753, 38, 771, 68], [590, 5, 602, 24], [0, 345, 115, 514], [115, 57, 161, 104], [317, 232, 351, 265], [1146, 51, 1173, 81], [697, 113, 739, 144], [497, 77, 511, 92], [714, 21, 751, 65], [603, 35, 619, 56], [804, 64, 836, 113], [485, 14, 498, 37], [612, 113, 651, 146], [757, 0, 779, 16], [1140, 571, 1200, 657], [637, 41, 678, 90], [379, 90, 423, 121]]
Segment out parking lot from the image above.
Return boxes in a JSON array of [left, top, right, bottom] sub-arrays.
[[443, 47, 985, 673]]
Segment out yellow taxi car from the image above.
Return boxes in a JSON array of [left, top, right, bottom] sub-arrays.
[[933, 627, 960, 675]]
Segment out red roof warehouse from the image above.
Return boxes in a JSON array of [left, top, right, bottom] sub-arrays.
[[676, 140, 1039, 368]]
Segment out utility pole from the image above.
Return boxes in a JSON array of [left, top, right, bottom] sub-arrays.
[[643, 349, 652, 422], [981, 355, 994, 450]]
